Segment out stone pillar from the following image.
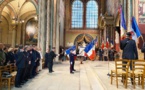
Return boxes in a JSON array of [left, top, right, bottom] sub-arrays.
[[49, 0, 54, 50], [53, 0, 57, 47], [37, 0, 41, 48], [104, 26, 107, 44], [127, 0, 131, 31], [11, 25, 16, 47], [46, 0, 50, 50], [55, 0, 60, 61], [38, 0, 47, 56]]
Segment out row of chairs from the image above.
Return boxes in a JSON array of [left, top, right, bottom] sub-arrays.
[[110, 59, 145, 89], [0, 64, 17, 90]]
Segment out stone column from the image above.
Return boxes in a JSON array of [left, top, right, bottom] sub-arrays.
[[104, 26, 107, 44], [53, 0, 57, 47], [127, 0, 131, 31], [37, 0, 41, 48], [11, 24, 16, 47], [55, 0, 60, 61], [46, 0, 50, 50], [38, 0, 47, 56]]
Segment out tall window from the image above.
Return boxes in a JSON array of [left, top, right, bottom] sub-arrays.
[[86, 0, 98, 28], [71, 0, 98, 29], [72, 0, 83, 28]]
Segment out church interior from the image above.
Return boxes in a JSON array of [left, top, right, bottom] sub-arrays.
[[0, 0, 145, 90]]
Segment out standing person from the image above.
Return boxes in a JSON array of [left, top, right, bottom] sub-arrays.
[[103, 47, 108, 61], [98, 48, 104, 61], [15, 45, 26, 88], [0, 43, 5, 66], [120, 32, 138, 70], [60, 48, 65, 61], [108, 48, 115, 61], [45, 49, 50, 68], [47, 47, 57, 73], [69, 49, 76, 74], [7, 48, 16, 64], [3, 47, 9, 65]]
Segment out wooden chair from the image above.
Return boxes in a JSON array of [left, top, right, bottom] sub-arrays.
[[129, 60, 145, 89], [10, 64, 17, 85], [110, 59, 130, 88], [1, 65, 12, 90]]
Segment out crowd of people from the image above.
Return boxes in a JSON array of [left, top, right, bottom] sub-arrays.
[[0, 43, 42, 88], [98, 47, 119, 61], [0, 31, 142, 88]]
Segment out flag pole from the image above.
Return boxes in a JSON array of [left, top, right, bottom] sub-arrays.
[[141, 35, 144, 43]]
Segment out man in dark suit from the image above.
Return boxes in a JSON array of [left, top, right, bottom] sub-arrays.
[[69, 49, 76, 74], [47, 47, 57, 73], [15, 45, 26, 88], [98, 48, 104, 61], [120, 32, 138, 70]]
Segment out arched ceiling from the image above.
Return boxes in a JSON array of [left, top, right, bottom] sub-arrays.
[[1, 0, 37, 20]]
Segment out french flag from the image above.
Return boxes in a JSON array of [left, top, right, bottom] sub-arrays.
[[65, 45, 76, 58], [106, 37, 109, 48], [101, 38, 104, 49], [131, 17, 141, 42], [120, 6, 127, 39], [84, 39, 97, 60]]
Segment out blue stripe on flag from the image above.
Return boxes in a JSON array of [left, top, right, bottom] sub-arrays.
[[120, 7, 127, 30], [65, 45, 76, 55], [132, 17, 141, 38], [84, 41, 94, 53]]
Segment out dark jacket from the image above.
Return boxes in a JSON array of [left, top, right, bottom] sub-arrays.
[[8, 52, 15, 63], [47, 51, 56, 63], [16, 51, 26, 68], [31, 49, 37, 66], [120, 38, 138, 59], [69, 53, 76, 63], [23, 51, 31, 66], [98, 49, 104, 57]]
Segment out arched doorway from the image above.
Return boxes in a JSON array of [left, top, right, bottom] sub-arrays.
[[74, 34, 93, 45]]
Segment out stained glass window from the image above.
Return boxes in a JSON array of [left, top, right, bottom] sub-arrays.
[[86, 0, 98, 28], [71, 0, 83, 28]]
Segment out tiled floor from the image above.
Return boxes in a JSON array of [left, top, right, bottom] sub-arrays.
[[2, 60, 144, 90]]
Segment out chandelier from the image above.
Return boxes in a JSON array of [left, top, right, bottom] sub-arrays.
[[12, 0, 24, 25]]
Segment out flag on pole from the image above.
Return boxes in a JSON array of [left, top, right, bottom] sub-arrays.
[[84, 39, 96, 60], [131, 16, 141, 41], [106, 37, 109, 48], [120, 6, 127, 39], [65, 45, 76, 58], [101, 38, 104, 49]]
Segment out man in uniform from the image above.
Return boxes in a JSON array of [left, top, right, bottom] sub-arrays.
[[69, 49, 76, 74], [48, 47, 57, 73], [15, 45, 26, 88], [120, 32, 138, 70]]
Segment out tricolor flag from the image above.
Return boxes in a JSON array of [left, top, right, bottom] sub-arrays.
[[131, 16, 141, 42], [106, 37, 109, 48], [101, 38, 104, 49], [84, 39, 96, 60], [65, 45, 76, 58], [120, 6, 127, 39]]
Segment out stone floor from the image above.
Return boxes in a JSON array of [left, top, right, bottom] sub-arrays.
[[2, 60, 145, 90]]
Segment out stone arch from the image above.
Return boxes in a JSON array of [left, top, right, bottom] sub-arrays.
[[21, 13, 37, 45], [74, 34, 94, 45]]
